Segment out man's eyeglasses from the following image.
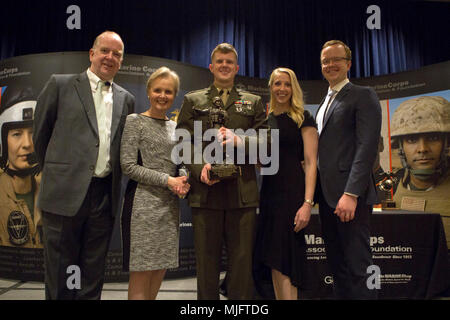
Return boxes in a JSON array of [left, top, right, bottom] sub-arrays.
[[321, 57, 350, 66]]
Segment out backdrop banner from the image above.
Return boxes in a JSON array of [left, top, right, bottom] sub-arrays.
[[0, 53, 448, 299]]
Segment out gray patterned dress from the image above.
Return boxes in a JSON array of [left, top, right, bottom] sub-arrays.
[[120, 113, 179, 271]]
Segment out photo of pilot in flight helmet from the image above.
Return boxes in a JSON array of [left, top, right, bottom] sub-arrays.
[[0, 87, 42, 248]]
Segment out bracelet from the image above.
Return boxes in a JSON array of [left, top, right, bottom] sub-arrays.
[[304, 199, 314, 206]]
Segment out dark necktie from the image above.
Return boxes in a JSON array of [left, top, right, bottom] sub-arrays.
[[322, 89, 337, 125]]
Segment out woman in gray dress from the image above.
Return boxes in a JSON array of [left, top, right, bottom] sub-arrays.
[[120, 66, 189, 300]]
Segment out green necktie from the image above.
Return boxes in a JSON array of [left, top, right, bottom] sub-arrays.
[[220, 89, 228, 106]]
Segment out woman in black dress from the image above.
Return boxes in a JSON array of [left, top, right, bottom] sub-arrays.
[[254, 67, 318, 300]]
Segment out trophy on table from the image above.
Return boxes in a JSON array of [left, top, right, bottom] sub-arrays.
[[376, 170, 400, 208]]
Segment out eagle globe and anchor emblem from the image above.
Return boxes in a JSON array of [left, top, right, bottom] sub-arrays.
[[7, 210, 30, 245]]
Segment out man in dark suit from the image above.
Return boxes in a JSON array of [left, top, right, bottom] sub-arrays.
[[316, 40, 381, 299], [33, 31, 135, 300], [176, 43, 268, 299]]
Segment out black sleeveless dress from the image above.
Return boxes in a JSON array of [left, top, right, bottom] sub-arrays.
[[253, 110, 316, 298]]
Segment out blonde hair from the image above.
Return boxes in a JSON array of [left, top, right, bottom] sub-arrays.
[[146, 66, 180, 96], [268, 67, 305, 127]]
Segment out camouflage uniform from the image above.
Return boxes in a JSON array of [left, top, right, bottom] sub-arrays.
[[394, 172, 450, 248]]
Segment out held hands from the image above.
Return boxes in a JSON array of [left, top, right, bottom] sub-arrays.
[[200, 163, 220, 186], [217, 127, 243, 147], [334, 193, 357, 222], [294, 202, 312, 232], [168, 176, 190, 197]]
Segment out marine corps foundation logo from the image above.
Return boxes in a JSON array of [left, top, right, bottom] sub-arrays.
[[7, 210, 29, 245]]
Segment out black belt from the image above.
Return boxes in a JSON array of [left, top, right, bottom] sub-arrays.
[[91, 174, 112, 183]]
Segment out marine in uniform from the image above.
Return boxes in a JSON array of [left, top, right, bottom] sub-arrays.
[[176, 43, 269, 299], [391, 96, 450, 248]]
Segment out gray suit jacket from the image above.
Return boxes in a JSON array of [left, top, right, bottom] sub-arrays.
[[316, 82, 381, 208], [33, 71, 135, 217]]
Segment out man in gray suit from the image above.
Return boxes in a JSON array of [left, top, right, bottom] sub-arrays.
[[33, 31, 135, 299]]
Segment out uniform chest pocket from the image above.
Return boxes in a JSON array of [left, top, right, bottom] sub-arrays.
[[192, 105, 210, 117], [233, 104, 255, 117], [229, 104, 255, 128], [192, 105, 211, 130]]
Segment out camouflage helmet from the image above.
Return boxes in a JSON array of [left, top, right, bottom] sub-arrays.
[[391, 96, 450, 180], [390, 96, 450, 148]]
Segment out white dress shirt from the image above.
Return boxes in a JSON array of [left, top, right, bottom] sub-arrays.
[[317, 78, 349, 135], [87, 68, 113, 177]]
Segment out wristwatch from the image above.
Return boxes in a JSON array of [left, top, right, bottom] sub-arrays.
[[304, 199, 314, 206]]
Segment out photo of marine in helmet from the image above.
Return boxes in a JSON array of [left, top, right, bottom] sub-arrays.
[[390, 96, 450, 248], [0, 87, 43, 248]]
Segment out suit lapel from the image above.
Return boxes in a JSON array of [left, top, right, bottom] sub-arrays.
[[74, 72, 98, 137], [322, 82, 352, 130], [74, 71, 125, 142], [111, 84, 125, 141]]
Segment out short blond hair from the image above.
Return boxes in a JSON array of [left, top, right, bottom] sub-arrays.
[[210, 43, 238, 62], [146, 66, 180, 96]]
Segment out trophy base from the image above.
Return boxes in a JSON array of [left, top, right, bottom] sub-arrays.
[[381, 200, 396, 209], [210, 164, 242, 181]]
